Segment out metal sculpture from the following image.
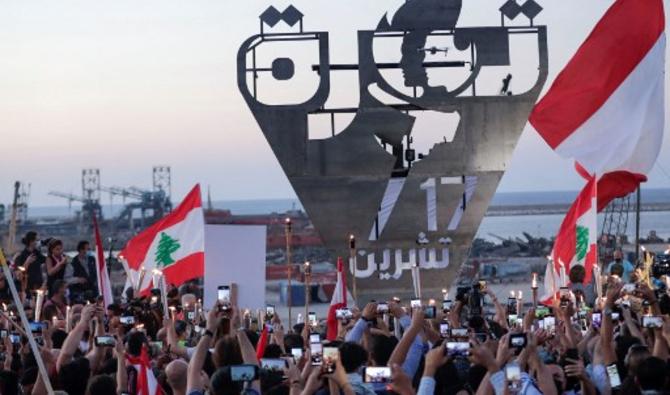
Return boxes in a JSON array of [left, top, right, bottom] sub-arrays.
[[238, 0, 548, 302]]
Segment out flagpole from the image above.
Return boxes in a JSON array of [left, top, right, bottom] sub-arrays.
[[0, 249, 54, 394], [635, 186, 641, 262], [349, 235, 357, 307], [285, 218, 293, 328]]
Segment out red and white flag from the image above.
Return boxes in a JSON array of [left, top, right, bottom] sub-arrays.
[[530, 0, 665, 301], [530, 0, 665, 199], [127, 346, 162, 395], [121, 184, 205, 294], [326, 257, 347, 341], [93, 214, 113, 308], [541, 176, 597, 303]]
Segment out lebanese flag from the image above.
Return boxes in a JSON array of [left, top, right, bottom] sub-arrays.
[[326, 257, 347, 341], [120, 185, 204, 294], [541, 177, 598, 304], [93, 214, 113, 308], [127, 345, 162, 395], [530, 0, 665, 203]]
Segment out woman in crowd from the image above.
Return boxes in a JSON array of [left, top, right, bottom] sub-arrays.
[[44, 239, 68, 293]]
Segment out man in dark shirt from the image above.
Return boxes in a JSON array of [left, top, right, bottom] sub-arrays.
[[12, 231, 45, 292], [67, 240, 98, 303]]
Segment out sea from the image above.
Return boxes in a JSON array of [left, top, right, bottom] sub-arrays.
[[25, 189, 670, 243]]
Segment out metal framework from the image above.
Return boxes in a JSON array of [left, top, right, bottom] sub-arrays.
[[238, 0, 549, 301]]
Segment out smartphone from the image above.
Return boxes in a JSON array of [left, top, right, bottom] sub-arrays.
[[266, 304, 275, 319], [323, 347, 339, 374], [260, 358, 288, 372], [623, 283, 636, 293], [290, 347, 303, 362], [187, 311, 196, 321], [150, 341, 163, 353], [592, 312, 602, 329], [509, 333, 526, 349], [611, 312, 621, 321], [336, 308, 353, 320], [309, 333, 321, 344], [446, 342, 470, 357], [410, 299, 422, 309], [642, 315, 663, 329], [230, 364, 259, 382], [95, 335, 117, 347], [450, 328, 468, 338], [120, 316, 135, 325], [310, 342, 323, 366], [377, 302, 389, 314], [9, 333, 21, 344], [218, 285, 231, 303], [535, 306, 550, 318], [308, 312, 317, 326], [507, 297, 518, 315], [606, 363, 621, 388], [0, 330, 7, 339], [364, 366, 392, 384], [506, 362, 522, 391], [439, 323, 450, 338], [423, 306, 436, 319], [35, 336, 44, 346], [442, 300, 452, 312], [544, 316, 556, 333], [29, 321, 45, 333], [559, 287, 570, 307]]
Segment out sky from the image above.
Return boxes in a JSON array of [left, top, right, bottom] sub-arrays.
[[0, 0, 669, 207]]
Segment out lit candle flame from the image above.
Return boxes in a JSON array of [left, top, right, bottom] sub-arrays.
[[517, 291, 523, 300], [531, 273, 538, 289], [510, 290, 516, 298]]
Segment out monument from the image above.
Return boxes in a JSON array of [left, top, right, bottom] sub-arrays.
[[238, 0, 548, 302]]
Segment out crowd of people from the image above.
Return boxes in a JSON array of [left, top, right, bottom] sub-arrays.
[[0, 231, 670, 395]]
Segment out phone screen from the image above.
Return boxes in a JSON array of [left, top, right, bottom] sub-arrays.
[[377, 302, 389, 314], [410, 299, 421, 309], [607, 364, 621, 388], [450, 328, 468, 338], [643, 315, 663, 328], [260, 358, 287, 372], [505, 364, 521, 381], [95, 336, 116, 347], [323, 347, 339, 373], [291, 347, 303, 362], [442, 300, 452, 312], [336, 308, 353, 319], [266, 305, 275, 318], [310, 343, 323, 366], [423, 306, 436, 319], [544, 316, 556, 333], [218, 285, 230, 303], [29, 321, 44, 333], [308, 312, 317, 326], [120, 316, 135, 325], [446, 342, 470, 357], [309, 333, 321, 344], [592, 312, 602, 328], [439, 323, 449, 337], [230, 364, 258, 382], [364, 367, 391, 383]]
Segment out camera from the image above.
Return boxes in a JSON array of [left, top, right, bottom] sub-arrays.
[[652, 255, 670, 278]]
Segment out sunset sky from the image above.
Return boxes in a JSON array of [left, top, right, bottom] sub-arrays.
[[1, 0, 668, 206]]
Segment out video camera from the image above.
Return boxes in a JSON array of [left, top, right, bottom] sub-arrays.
[[456, 281, 484, 317], [652, 255, 670, 278]]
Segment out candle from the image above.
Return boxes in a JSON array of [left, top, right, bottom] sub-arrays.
[[2, 303, 7, 312], [558, 259, 567, 287], [169, 306, 176, 320], [136, 266, 147, 293], [510, 290, 516, 298], [593, 265, 602, 300], [52, 315, 57, 328], [65, 306, 71, 332], [442, 289, 448, 300], [35, 290, 44, 322], [517, 291, 523, 300], [531, 273, 538, 289]]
